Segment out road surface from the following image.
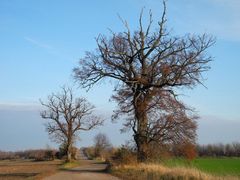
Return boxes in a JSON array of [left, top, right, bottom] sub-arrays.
[[43, 160, 119, 180]]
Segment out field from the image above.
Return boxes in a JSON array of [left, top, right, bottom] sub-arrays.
[[164, 157, 240, 176], [111, 157, 240, 179], [0, 159, 63, 180]]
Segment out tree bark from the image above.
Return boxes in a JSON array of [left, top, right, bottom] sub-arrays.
[[66, 138, 72, 162], [134, 94, 149, 162], [67, 149, 72, 162], [136, 126, 148, 162]]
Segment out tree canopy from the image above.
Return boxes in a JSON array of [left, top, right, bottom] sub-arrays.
[[74, 1, 214, 161]]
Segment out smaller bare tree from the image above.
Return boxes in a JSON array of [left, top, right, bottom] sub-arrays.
[[40, 87, 103, 162], [94, 133, 112, 159]]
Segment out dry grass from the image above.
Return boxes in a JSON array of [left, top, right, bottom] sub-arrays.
[[0, 159, 63, 180], [111, 163, 239, 180]]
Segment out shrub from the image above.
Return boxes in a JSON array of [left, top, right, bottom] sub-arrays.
[[147, 143, 173, 161], [172, 142, 197, 160], [178, 142, 197, 160], [111, 146, 137, 165]]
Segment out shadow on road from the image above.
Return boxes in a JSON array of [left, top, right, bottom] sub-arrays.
[[43, 160, 119, 180], [0, 172, 38, 178]]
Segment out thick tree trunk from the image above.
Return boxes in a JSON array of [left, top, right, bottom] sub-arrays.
[[135, 132, 148, 162], [134, 95, 149, 162]]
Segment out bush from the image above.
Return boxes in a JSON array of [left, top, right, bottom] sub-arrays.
[[57, 142, 78, 160], [147, 143, 173, 161], [180, 142, 197, 160], [172, 142, 197, 160], [111, 146, 137, 165]]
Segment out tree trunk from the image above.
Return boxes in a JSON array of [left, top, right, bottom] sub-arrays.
[[134, 95, 149, 162], [67, 150, 71, 162], [135, 133, 148, 162], [66, 139, 72, 162]]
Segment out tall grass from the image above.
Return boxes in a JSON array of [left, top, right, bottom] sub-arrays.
[[111, 163, 239, 180]]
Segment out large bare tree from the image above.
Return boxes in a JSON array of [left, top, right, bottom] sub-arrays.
[[40, 87, 103, 162], [74, 2, 215, 161]]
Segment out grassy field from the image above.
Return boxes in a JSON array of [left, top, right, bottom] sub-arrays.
[[111, 157, 240, 179], [163, 157, 240, 176], [0, 159, 63, 180]]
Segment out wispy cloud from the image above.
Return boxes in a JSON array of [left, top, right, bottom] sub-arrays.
[[24, 36, 62, 56], [24, 36, 54, 50]]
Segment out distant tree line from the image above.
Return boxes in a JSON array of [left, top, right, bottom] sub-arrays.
[[1, 142, 239, 162], [197, 142, 240, 157], [0, 149, 57, 161]]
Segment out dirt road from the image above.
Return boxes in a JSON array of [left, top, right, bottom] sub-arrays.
[[43, 160, 119, 180]]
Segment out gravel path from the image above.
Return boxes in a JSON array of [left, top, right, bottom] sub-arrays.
[[43, 160, 119, 180]]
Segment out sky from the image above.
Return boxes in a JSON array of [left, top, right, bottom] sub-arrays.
[[0, 0, 240, 151]]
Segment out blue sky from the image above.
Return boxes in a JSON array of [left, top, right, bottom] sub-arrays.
[[0, 0, 240, 151]]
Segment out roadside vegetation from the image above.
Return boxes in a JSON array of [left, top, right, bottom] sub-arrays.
[[111, 162, 240, 180], [80, 137, 240, 179], [111, 163, 211, 180], [108, 146, 240, 179]]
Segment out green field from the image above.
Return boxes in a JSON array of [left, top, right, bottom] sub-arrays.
[[163, 157, 240, 176]]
